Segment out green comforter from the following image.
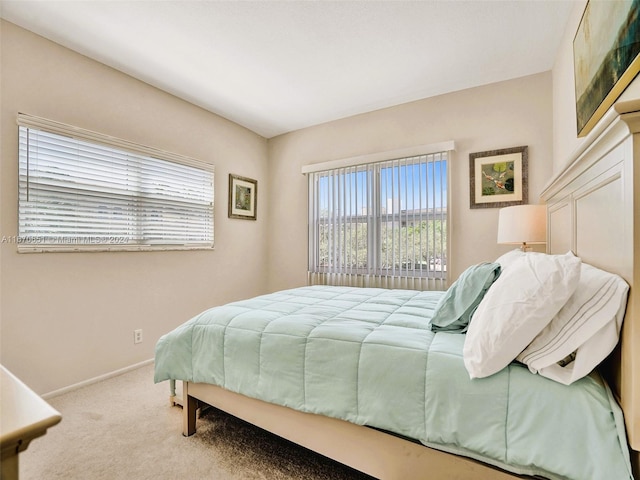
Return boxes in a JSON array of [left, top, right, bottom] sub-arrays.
[[154, 286, 633, 480]]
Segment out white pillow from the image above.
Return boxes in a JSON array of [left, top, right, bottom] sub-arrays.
[[494, 248, 525, 270], [463, 251, 581, 379], [517, 263, 629, 385]]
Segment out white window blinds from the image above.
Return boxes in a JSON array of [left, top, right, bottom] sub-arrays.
[[17, 114, 214, 252], [308, 150, 449, 291]]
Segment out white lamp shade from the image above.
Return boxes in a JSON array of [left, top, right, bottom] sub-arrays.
[[497, 205, 547, 245]]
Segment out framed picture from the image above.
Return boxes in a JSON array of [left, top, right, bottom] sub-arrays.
[[469, 146, 528, 209], [574, 0, 640, 137], [228, 174, 257, 220]]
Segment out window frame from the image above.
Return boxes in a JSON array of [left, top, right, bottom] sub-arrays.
[[15, 113, 215, 253], [305, 142, 453, 285]]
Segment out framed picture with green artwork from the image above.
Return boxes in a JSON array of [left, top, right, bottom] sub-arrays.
[[574, 0, 640, 137], [228, 174, 257, 220], [469, 146, 528, 209]]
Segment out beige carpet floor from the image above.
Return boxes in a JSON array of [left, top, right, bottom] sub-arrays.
[[20, 363, 375, 480]]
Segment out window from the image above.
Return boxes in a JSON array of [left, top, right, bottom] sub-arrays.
[[17, 114, 214, 252], [307, 146, 450, 290]]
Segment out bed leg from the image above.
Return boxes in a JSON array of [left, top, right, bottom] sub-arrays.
[[169, 379, 183, 407], [182, 381, 197, 437]]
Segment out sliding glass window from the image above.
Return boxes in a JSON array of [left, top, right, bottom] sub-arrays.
[[308, 151, 448, 289], [16, 114, 214, 252]]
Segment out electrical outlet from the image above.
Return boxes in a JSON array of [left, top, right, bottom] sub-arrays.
[[134, 329, 143, 344]]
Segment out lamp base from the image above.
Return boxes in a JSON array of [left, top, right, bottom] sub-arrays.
[[520, 243, 533, 252]]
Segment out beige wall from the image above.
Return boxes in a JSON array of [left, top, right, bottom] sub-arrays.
[[552, 0, 640, 172], [267, 73, 553, 292], [0, 21, 270, 394], [5, 9, 595, 394], [551, 0, 587, 171]]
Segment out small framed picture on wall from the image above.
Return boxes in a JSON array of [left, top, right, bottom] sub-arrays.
[[228, 174, 257, 220], [469, 145, 528, 209]]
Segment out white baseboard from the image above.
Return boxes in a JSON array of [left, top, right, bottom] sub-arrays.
[[42, 358, 154, 400]]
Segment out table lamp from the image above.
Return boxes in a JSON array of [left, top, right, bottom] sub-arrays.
[[497, 204, 547, 252]]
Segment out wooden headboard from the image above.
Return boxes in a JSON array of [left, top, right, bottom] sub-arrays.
[[541, 100, 640, 464]]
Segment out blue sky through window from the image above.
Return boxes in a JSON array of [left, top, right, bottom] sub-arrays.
[[317, 159, 447, 216]]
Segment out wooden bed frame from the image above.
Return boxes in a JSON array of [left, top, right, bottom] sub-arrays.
[[178, 100, 640, 479]]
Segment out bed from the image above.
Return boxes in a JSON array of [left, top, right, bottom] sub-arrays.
[[154, 99, 640, 480]]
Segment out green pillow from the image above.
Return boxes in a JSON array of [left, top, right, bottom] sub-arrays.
[[431, 262, 501, 332]]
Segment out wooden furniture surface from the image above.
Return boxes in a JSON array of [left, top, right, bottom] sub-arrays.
[[177, 100, 640, 479], [0, 365, 62, 480]]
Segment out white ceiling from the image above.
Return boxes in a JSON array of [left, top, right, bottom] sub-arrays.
[[0, 1, 576, 138]]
